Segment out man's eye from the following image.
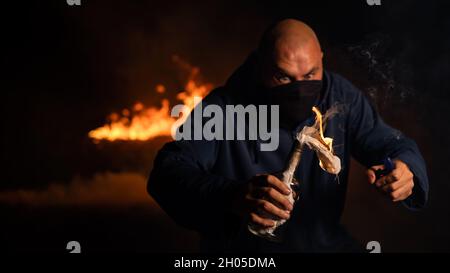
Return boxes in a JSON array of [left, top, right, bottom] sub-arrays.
[[275, 74, 291, 84], [304, 73, 314, 80]]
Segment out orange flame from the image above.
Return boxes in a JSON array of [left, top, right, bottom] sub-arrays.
[[312, 106, 334, 153], [89, 64, 213, 142]]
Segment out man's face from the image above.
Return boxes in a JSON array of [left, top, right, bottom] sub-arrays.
[[260, 39, 324, 88]]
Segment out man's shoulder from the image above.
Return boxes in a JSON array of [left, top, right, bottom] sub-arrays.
[[325, 71, 363, 104], [202, 84, 250, 107], [201, 87, 228, 106]]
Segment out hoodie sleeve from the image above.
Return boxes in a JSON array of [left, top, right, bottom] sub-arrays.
[[347, 87, 429, 210], [147, 91, 241, 234]]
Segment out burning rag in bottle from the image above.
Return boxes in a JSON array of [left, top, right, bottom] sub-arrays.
[[248, 106, 341, 242]]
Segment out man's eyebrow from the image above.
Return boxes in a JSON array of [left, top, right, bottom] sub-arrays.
[[275, 66, 295, 78]]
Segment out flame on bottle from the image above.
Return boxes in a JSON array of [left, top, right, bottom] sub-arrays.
[[312, 106, 334, 153]]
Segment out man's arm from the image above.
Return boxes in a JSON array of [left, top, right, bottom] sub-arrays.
[[147, 88, 243, 233], [148, 138, 241, 233], [348, 88, 429, 210]]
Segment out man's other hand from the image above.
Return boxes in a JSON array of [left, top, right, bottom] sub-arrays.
[[367, 159, 414, 202]]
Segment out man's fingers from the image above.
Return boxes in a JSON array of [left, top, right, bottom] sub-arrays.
[[369, 159, 414, 202], [255, 187, 293, 211], [367, 164, 384, 184], [385, 165, 405, 184], [390, 183, 413, 202], [367, 169, 376, 184], [378, 159, 413, 191], [374, 176, 388, 188], [381, 178, 406, 193], [249, 212, 276, 227], [266, 175, 291, 195], [375, 172, 414, 201], [256, 199, 290, 220], [374, 171, 402, 188]]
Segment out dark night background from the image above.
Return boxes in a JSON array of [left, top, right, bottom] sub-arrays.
[[1, 0, 449, 252]]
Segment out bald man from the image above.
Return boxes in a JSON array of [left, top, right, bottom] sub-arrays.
[[148, 19, 429, 252]]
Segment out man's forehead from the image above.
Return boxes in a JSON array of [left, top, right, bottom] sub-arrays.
[[272, 41, 319, 75]]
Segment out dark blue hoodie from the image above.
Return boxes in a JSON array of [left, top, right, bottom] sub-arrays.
[[147, 54, 429, 253]]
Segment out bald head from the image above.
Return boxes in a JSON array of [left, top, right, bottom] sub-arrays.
[[258, 19, 324, 88]]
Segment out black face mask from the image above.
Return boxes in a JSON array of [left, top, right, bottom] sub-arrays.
[[264, 80, 323, 129]]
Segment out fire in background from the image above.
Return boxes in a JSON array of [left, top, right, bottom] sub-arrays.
[[89, 56, 213, 143]]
